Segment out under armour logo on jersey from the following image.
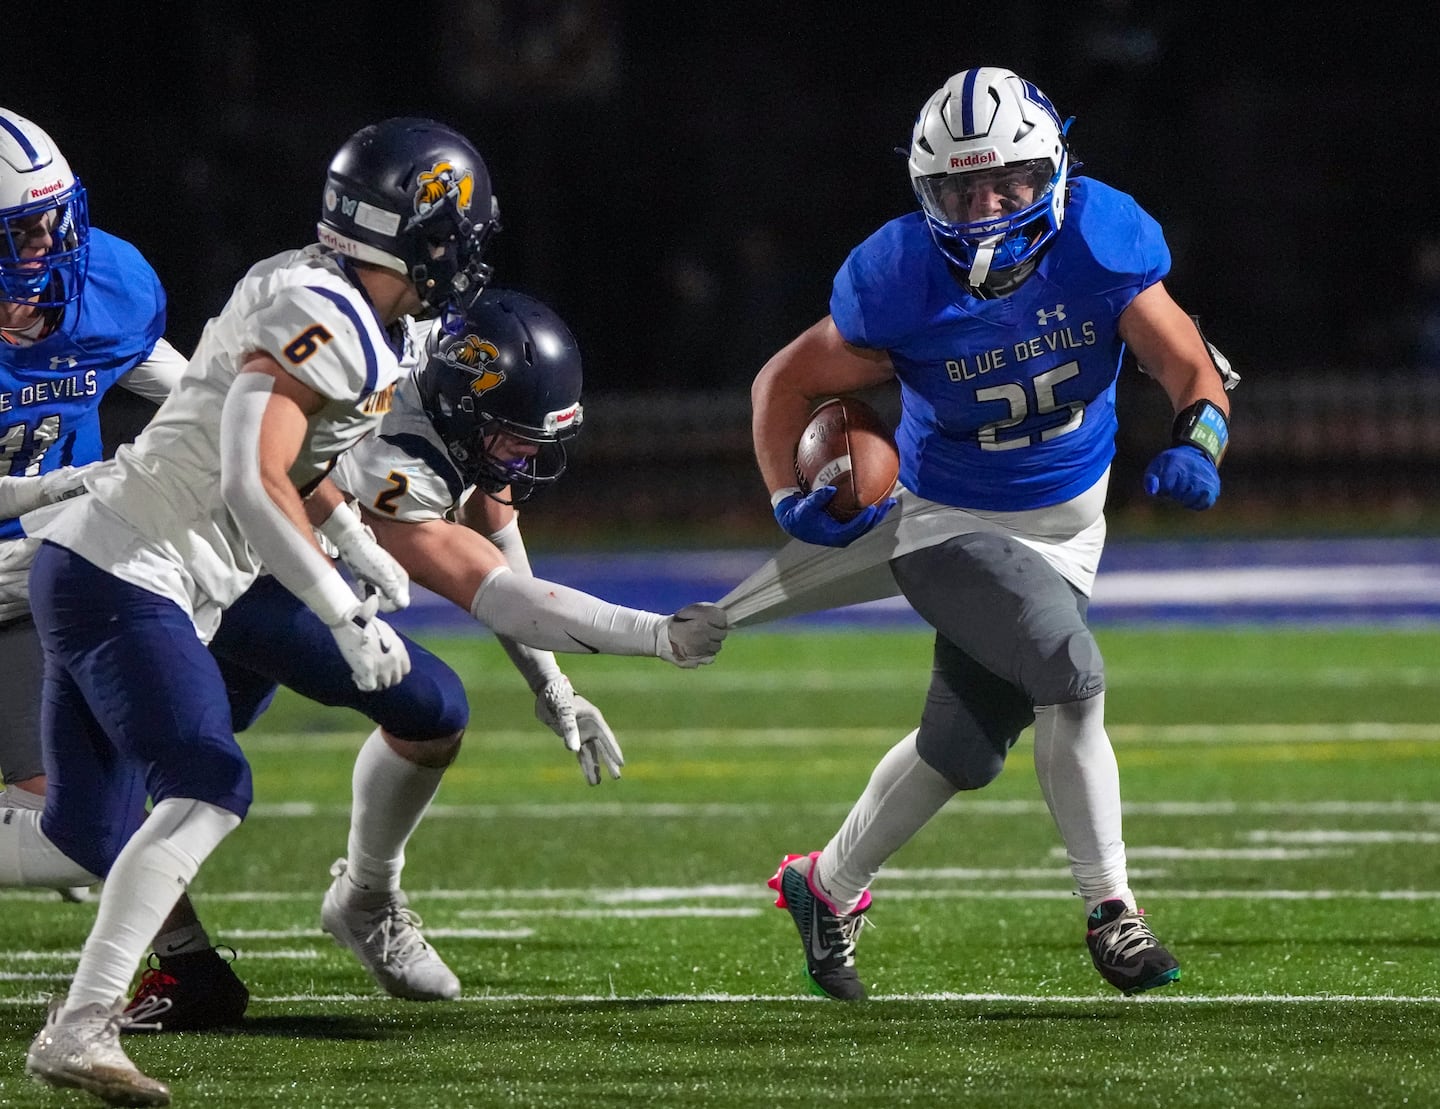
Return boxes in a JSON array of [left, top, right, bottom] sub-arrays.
[[49, 355, 78, 370], [1036, 304, 1067, 326]]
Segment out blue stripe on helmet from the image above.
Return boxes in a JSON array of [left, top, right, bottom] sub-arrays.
[[959, 68, 980, 136], [304, 285, 380, 394], [0, 115, 42, 168]]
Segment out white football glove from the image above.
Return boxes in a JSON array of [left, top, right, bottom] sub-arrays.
[[0, 462, 103, 520], [657, 602, 730, 669], [327, 593, 411, 692], [320, 501, 410, 613], [536, 676, 624, 786]]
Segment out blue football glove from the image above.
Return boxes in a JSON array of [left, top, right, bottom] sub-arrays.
[[1143, 445, 1220, 510], [773, 486, 897, 547]]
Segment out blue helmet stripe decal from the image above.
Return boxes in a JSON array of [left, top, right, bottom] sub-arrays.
[[959, 68, 981, 136], [304, 285, 379, 393], [0, 116, 42, 168]]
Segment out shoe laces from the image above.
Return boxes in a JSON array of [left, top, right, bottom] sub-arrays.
[[1089, 906, 1159, 963], [118, 995, 172, 1033], [129, 966, 179, 1006], [359, 900, 434, 966]]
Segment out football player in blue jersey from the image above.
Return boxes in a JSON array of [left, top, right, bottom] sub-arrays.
[[747, 67, 1236, 1001], [0, 108, 186, 882]]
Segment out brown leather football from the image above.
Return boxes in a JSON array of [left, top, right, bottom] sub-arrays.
[[794, 397, 899, 522]]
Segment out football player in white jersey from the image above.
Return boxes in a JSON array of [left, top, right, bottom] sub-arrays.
[[7, 117, 727, 1106], [9, 117, 499, 1107]]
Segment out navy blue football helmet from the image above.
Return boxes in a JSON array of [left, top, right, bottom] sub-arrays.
[[318, 117, 500, 320], [415, 288, 584, 501], [0, 108, 90, 311]]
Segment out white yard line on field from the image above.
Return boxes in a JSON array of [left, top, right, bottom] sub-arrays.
[[6, 990, 1437, 1006], [241, 722, 1440, 754], [1249, 829, 1440, 844], [239, 798, 1440, 820]]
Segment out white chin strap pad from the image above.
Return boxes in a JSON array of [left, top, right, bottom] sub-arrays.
[[968, 235, 1001, 287]]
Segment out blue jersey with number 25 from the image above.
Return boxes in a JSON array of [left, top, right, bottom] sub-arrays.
[[830, 178, 1168, 512], [0, 229, 165, 539]]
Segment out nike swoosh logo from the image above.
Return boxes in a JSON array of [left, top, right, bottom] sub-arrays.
[[566, 633, 600, 654], [809, 927, 833, 962], [379, 641, 391, 654], [160, 942, 190, 956]]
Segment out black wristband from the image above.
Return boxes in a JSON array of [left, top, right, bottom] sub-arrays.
[[1172, 400, 1229, 466]]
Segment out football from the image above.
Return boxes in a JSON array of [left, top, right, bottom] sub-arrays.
[[793, 396, 900, 522]]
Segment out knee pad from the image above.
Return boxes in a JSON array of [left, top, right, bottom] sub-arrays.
[[146, 738, 253, 821], [1021, 625, 1105, 706], [368, 648, 469, 741], [914, 636, 1034, 791]]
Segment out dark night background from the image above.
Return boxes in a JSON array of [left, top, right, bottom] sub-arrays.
[[13, 2, 1440, 536]]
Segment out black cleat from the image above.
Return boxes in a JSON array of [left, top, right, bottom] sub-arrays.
[[1086, 899, 1181, 995], [124, 947, 250, 1031], [767, 852, 871, 1001]]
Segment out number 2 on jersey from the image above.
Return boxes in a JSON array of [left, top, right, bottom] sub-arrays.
[[974, 360, 1084, 451]]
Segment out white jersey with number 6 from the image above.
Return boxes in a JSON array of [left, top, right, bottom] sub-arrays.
[[28, 246, 409, 638]]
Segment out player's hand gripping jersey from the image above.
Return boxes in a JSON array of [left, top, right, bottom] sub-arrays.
[[29, 246, 408, 636], [831, 179, 1168, 512]]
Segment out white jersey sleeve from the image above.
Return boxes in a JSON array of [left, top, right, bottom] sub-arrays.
[[120, 336, 188, 402]]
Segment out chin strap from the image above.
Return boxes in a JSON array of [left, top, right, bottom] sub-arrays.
[[967, 235, 1002, 289]]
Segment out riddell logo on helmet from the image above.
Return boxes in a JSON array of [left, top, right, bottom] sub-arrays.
[[949, 151, 998, 169], [29, 179, 66, 199]]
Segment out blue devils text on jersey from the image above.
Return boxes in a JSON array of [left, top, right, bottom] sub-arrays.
[[0, 229, 165, 539], [830, 178, 1168, 512]]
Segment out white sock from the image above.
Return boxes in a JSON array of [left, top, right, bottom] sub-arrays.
[[64, 798, 239, 1014], [151, 921, 213, 958], [344, 729, 445, 894], [817, 729, 956, 912], [0, 805, 101, 888], [1032, 693, 1133, 911]]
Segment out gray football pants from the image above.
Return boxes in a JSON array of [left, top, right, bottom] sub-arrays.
[[890, 531, 1105, 790], [0, 617, 46, 785]]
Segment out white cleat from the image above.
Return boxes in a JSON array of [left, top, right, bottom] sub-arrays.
[[320, 858, 460, 1001], [25, 995, 171, 1106]]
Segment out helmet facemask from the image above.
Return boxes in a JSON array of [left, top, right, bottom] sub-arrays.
[[446, 410, 581, 504], [0, 107, 90, 313]]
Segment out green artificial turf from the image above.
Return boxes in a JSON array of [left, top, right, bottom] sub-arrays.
[[3, 627, 1438, 1107]]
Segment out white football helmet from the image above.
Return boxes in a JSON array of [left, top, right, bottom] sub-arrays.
[[907, 68, 1069, 294], [0, 108, 89, 310]]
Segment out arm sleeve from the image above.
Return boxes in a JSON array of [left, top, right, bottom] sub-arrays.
[[469, 566, 666, 658], [487, 518, 564, 692], [218, 371, 357, 626], [120, 337, 189, 402]]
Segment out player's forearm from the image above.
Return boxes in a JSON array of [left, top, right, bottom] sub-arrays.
[[487, 517, 563, 692], [219, 373, 356, 625], [470, 567, 667, 657]]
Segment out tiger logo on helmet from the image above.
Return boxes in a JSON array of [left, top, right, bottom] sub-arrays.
[[407, 161, 474, 231], [445, 334, 505, 395]]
